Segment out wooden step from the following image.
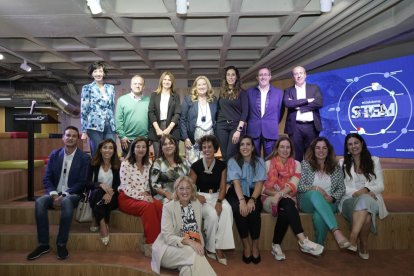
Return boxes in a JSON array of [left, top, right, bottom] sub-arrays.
[[0, 201, 143, 233], [0, 223, 143, 251]]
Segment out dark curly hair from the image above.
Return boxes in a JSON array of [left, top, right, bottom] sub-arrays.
[[197, 135, 219, 153], [219, 66, 242, 100], [304, 137, 337, 174], [88, 61, 108, 77]]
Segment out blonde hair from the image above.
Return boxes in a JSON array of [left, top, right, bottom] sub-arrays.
[[190, 75, 215, 102], [173, 176, 198, 201], [155, 71, 176, 94]]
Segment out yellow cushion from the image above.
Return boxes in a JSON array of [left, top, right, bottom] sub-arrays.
[[0, 133, 12, 138], [34, 133, 49, 139], [0, 160, 45, 169]]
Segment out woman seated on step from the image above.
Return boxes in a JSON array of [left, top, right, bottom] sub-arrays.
[[226, 135, 266, 264], [151, 176, 216, 276], [87, 139, 121, 246], [297, 137, 350, 248], [339, 133, 388, 260], [261, 137, 324, 261], [189, 135, 235, 266], [118, 137, 163, 247], [150, 134, 190, 204]]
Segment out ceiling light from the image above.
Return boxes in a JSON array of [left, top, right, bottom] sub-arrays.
[[0, 53, 4, 60], [20, 60, 32, 72], [320, 0, 334, 13], [176, 0, 189, 15], [87, 0, 103, 15]]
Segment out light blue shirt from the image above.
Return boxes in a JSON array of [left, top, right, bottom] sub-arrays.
[[227, 157, 267, 197]]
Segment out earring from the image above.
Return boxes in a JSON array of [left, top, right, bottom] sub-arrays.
[[347, 151, 351, 155]]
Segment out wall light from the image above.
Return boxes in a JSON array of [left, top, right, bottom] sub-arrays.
[[176, 0, 189, 15], [20, 60, 32, 72], [320, 0, 334, 13], [87, 0, 103, 15], [0, 53, 4, 60]]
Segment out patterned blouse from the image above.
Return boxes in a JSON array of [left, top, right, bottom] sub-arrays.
[[118, 160, 151, 201], [150, 157, 190, 202], [80, 81, 116, 133], [180, 202, 200, 242]]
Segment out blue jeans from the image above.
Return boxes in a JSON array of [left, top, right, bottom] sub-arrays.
[[299, 190, 338, 245], [87, 121, 115, 157], [35, 194, 80, 246]]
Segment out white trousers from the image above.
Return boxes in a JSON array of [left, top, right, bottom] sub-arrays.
[[199, 192, 235, 253], [161, 245, 216, 276]]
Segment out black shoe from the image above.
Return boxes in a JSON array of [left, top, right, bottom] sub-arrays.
[[27, 245, 50, 260], [251, 254, 261, 264], [242, 254, 251, 264], [57, 245, 68, 260]]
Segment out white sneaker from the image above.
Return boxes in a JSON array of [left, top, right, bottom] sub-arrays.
[[299, 237, 324, 256], [271, 243, 286, 261]]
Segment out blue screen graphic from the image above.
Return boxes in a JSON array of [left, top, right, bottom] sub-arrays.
[[307, 55, 414, 158]]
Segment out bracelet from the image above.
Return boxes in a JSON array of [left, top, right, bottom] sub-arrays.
[[239, 197, 245, 202], [250, 197, 257, 204], [216, 198, 223, 204]]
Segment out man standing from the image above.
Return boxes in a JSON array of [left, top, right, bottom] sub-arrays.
[[284, 66, 323, 161], [115, 75, 150, 156], [27, 126, 90, 260], [246, 67, 284, 157]]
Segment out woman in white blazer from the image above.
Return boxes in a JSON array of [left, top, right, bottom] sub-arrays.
[[151, 176, 216, 276], [339, 133, 388, 260]]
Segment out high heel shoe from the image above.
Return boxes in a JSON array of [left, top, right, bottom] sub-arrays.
[[242, 254, 251, 264], [251, 254, 261, 264], [100, 235, 110, 246]]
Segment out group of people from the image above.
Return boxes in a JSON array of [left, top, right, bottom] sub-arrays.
[[25, 62, 388, 276]]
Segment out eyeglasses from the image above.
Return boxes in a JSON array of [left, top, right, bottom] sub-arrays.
[[293, 72, 305, 76], [258, 73, 270, 77]]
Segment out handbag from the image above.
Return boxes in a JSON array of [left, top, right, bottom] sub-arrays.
[[75, 189, 92, 223]]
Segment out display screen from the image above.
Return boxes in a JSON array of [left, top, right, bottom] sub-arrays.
[[307, 55, 414, 158]]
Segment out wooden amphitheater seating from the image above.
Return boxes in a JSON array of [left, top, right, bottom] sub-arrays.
[[0, 159, 412, 275]]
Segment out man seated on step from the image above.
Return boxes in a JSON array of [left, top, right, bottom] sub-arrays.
[[27, 126, 90, 261]]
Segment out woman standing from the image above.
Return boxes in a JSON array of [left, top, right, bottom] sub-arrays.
[[339, 133, 388, 260], [189, 135, 234, 265], [216, 66, 248, 161], [87, 139, 121, 246], [151, 176, 216, 275], [226, 135, 266, 264], [151, 135, 190, 203], [180, 76, 217, 164], [118, 137, 163, 245], [297, 137, 350, 247], [81, 61, 116, 157], [262, 137, 323, 261], [148, 71, 181, 157]]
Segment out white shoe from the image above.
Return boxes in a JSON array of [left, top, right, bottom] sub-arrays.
[[271, 243, 286, 261], [299, 237, 324, 256]]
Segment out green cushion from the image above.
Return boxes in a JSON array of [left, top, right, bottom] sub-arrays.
[[0, 160, 45, 169]]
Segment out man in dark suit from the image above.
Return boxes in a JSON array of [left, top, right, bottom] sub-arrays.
[[27, 126, 90, 261], [246, 67, 284, 157], [284, 66, 323, 161]]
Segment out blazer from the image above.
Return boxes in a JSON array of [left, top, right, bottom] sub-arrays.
[[246, 85, 284, 139], [43, 147, 90, 195], [338, 157, 388, 219], [151, 199, 203, 274], [80, 81, 116, 133], [180, 95, 218, 144], [297, 160, 345, 204], [283, 83, 323, 136], [148, 92, 181, 142], [86, 164, 120, 209]]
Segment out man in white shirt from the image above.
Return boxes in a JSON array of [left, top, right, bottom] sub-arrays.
[[27, 126, 90, 261], [283, 66, 323, 161]]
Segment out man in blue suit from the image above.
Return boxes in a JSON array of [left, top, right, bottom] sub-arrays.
[[246, 67, 284, 157], [27, 126, 90, 261], [284, 66, 323, 161]]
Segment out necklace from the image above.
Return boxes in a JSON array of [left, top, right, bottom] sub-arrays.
[[198, 100, 207, 122]]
